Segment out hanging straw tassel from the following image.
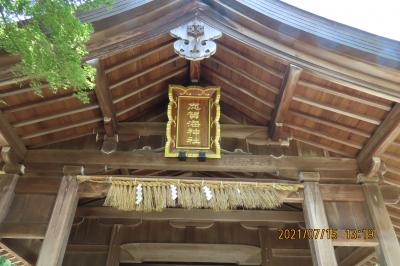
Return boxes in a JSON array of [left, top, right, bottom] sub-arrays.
[[89, 176, 301, 212]]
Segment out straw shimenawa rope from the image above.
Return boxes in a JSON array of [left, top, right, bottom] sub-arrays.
[[77, 176, 302, 212]]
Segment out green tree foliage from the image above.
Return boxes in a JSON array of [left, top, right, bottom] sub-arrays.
[[0, 0, 111, 103], [0, 256, 12, 266]]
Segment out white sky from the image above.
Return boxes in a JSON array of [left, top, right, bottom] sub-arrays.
[[282, 0, 400, 41]]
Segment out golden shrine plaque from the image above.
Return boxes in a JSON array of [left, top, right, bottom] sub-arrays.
[[165, 85, 221, 158]]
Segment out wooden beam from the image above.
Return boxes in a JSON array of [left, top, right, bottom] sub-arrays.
[[190, 61, 201, 83], [76, 207, 304, 223], [0, 111, 26, 160], [303, 182, 337, 266], [91, 59, 117, 137], [36, 175, 79, 266], [0, 174, 18, 224], [23, 149, 359, 173], [358, 103, 400, 173], [106, 224, 122, 266], [363, 183, 400, 265], [117, 122, 271, 143], [270, 64, 302, 140]]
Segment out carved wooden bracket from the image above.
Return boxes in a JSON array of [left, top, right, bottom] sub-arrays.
[[170, 19, 222, 61]]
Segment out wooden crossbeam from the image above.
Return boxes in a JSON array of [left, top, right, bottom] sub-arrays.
[[270, 65, 302, 140], [23, 149, 358, 173], [358, 103, 400, 173], [0, 111, 26, 160]]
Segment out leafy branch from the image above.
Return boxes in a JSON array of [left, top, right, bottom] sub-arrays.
[[0, 0, 112, 103]]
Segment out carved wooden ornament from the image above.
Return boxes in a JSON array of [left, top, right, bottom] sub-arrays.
[[170, 20, 222, 61], [165, 85, 221, 158]]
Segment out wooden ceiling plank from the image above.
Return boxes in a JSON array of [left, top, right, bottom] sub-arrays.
[[105, 40, 174, 74], [23, 149, 359, 173], [285, 123, 362, 150], [92, 59, 118, 137], [292, 95, 381, 125], [113, 67, 186, 104], [203, 65, 275, 108], [298, 80, 392, 111], [12, 104, 99, 128], [208, 56, 279, 94], [3, 93, 76, 114], [116, 91, 165, 117], [270, 64, 302, 140], [287, 109, 371, 138], [0, 111, 26, 160], [21, 118, 102, 140], [217, 43, 284, 80], [0, 84, 49, 98], [109, 56, 181, 90], [358, 103, 400, 173], [221, 91, 271, 122]]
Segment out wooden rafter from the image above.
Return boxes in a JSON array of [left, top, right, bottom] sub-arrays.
[[91, 59, 117, 137], [358, 103, 400, 173], [270, 64, 302, 140]]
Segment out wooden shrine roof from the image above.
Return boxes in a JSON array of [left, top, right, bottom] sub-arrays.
[[0, 0, 399, 248]]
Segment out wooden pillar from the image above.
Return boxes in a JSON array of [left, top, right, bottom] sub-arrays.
[[36, 166, 81, 266], [106, 224, 122, 266], [363, 183, 400, 265], [303, 181, 338, 266], [0, 174, 19, 224], [0, 147, 24, 225]]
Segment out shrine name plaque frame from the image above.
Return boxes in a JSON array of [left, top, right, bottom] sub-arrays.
[[165, 85, 221, 158]]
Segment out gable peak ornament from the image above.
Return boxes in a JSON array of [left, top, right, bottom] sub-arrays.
[[170, 20, 222, 61]]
